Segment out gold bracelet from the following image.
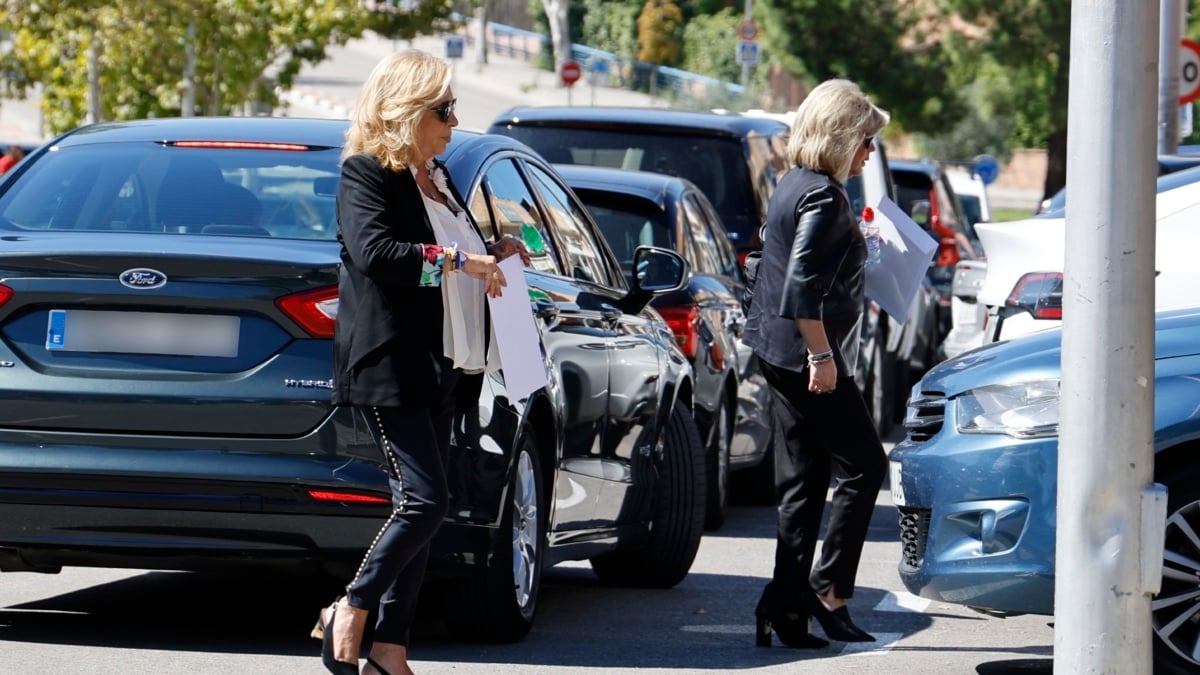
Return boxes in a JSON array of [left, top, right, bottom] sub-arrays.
[[443, 244, 457, 273]]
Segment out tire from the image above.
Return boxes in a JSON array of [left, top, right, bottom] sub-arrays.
[[445, 433, 544, 643], [1153, 464, 1200, 674], [590, 400, 705, 588], [868, 337, 894, 437], [703, 394, 731, 531]]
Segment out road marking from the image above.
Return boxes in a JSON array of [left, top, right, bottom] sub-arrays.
[[875, 590, 931, 613], [841, 632, 904, 655]]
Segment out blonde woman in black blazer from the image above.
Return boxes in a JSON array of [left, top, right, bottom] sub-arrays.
[[743, 78, 890, 649], [315, 49, 528, 675]]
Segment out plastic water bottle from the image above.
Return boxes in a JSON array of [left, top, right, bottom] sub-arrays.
[[860, 206, 882, 268]]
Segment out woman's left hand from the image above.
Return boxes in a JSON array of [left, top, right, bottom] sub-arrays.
[[489, 234, 532, 266]]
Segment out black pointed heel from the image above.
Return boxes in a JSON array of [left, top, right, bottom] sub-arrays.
[[754, 584, 830, 649], [804, 593, 876, 642], [365, 657, 394, 675], [318, 599, 360, 675]]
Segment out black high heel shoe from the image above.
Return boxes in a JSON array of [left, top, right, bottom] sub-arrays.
[[314, 598, 360, 675], [364, 657, 393, 675], [802, 592, 876, 642], [754, 583, 830, 649]]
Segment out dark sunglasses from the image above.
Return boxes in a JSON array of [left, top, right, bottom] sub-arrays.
[[861, 136, 875, 150], [428, 98, 457, 123]]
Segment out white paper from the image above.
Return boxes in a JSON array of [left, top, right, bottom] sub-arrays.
[[864, 196, 940, 321], [487, 255, 548, 401]]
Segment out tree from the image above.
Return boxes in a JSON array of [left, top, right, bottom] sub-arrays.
[[637, 0, 683, 67], [540, 0, 572, 77], [681, 7, 741, 85], [756, 0, 965, 136], [932, 1, 1071, 200], [364, 0, 459, 45], [0, 0, 370, 134]]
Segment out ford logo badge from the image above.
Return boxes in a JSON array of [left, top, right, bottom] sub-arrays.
[[119, 268, 168, 289]]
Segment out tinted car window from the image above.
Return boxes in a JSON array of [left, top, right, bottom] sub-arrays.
[[0, 144, 340, 239], [525, 164, 615, 286], [682, 194, 722, 275], [498, 127, 761, 247], [698, 196, 740, 278], [579, 191, 671, 285], [474, 158, 561, 275]]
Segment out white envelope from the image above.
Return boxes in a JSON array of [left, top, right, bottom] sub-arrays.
[[864, 196, 939, 321], [487, 255, 549, 401]]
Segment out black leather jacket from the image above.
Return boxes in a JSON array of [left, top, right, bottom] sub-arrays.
[[743, 166, 866, 373]]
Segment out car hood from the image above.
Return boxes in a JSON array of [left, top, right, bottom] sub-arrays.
[[919, 307, 1200, 397], [976, 192, 1200, 309]]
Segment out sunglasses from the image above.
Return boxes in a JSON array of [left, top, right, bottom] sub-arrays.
[[861, 136, 875, 150], [428, 98, 457, 123]]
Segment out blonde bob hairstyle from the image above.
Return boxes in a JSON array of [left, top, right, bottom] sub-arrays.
[[786, 79, 890, 184], [342, 49, 453, 171]]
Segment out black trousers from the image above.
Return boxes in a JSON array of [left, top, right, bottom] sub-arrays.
[[344, 369, 460, 646], [760, 359, 887, 603]]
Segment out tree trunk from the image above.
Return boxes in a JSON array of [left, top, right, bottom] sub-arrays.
[[1043, 42, 1072, 201], [474, 3, 489, 66], [87, 33, 101, 124], [182, 20, 196, 117], [542, 0, 570, 83]]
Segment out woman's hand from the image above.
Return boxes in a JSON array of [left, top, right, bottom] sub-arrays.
[[488, 234, 532, 266], [808, 360, 837, 394], [460, 253, 506, 298]]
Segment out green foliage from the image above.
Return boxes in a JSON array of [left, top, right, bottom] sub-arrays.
[[582, 0, 640, 59], [364, 0, 460, 43], [0, 0, 370, 134], [680, 7, 740, 84], [637, 0, 683, 66], [756, 0, 965, 135]]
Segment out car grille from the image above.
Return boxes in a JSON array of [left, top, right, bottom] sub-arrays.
[[903, 390, 946, 442], [898, 506, 931, 570]]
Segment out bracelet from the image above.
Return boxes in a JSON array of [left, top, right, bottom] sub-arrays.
[[807, 349, 834, 364], [455, 250, 468, 271], [443, 244, 458, 273]]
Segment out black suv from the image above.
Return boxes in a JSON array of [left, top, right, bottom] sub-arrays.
[[487, 107, 790, 259]]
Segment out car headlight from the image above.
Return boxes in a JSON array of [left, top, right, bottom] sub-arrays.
[[955, 379, 1060, 438]]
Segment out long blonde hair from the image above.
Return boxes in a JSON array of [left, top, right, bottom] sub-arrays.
[[342, 50, 452, 171], [787, 79, 890, 183]]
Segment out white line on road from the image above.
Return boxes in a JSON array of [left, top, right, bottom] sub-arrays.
[[875, 590, 931, 613]]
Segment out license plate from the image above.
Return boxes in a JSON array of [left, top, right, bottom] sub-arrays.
[[889, 460, 906, 506], [46, 309, 240, 357]]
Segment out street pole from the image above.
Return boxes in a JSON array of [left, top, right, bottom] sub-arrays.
[[1057, 1, 1164, 673], [740, 0, 753, 88], [1158, 0, 1183, 153]]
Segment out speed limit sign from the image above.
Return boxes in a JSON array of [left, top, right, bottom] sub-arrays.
[[1181, 38, 1200, 105]]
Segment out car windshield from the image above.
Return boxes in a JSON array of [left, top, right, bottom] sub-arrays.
[[1039, 165, 1200, 218], [0, 143, 343, 240], [498, 126, 762, 246]]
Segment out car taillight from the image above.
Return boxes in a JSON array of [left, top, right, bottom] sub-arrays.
[[1006, 272, 1063, 320], [277, 285, 339, 338], [0, 284, 11, 308], [657, 305, 700, 359], [307, 489, 391, 505]]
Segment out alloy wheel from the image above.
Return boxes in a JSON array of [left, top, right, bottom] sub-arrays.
[[511, 449, 539, 609]]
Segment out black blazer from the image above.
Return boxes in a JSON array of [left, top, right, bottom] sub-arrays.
[[332, 153, 485, 408], [743, 166, 866, 374]]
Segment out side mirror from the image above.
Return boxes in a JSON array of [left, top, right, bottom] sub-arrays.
[[632, 245, 688, 293], [617, 246, 689, 314], [909, 199, 931, 227]]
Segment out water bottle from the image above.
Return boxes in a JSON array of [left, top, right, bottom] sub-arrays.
[[860, 206, 882, 267]]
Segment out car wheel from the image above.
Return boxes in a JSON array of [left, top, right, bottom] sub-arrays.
[[869, 337, 894, 437], [445, 433, 544, 643], [590, 400, 704, 588], [1153, 465, 1200, 674], [703, 394, 731, 531]]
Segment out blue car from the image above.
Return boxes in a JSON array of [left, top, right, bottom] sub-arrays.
[[889, 307, 1200, 674]]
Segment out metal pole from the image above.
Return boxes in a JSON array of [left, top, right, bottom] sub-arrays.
[[1057, 2, 1162, 673], [740, 0, 752, 88], [1158, 0, 1183, 152]]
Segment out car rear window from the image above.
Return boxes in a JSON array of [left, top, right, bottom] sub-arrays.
[[0, 144, 342, 240], [574, 189, 672, 280], [498, 126, 765, 246]]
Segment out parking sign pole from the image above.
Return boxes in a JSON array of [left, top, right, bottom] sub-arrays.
[[1057, 2, 1161, 673], [740, 0, 753, 88]]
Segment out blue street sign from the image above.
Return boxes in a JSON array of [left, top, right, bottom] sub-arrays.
[[445, 36, 465, 61], [973, 154, 1000, 185]]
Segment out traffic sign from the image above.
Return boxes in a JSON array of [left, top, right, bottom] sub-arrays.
[[560, 60, 582, 87], [445, 35, 465, 61], [736, 40, 761, 66], [737, 19, 759, 42], [1181, 39, 1200, 104], [973, 154, 1000, 185]]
